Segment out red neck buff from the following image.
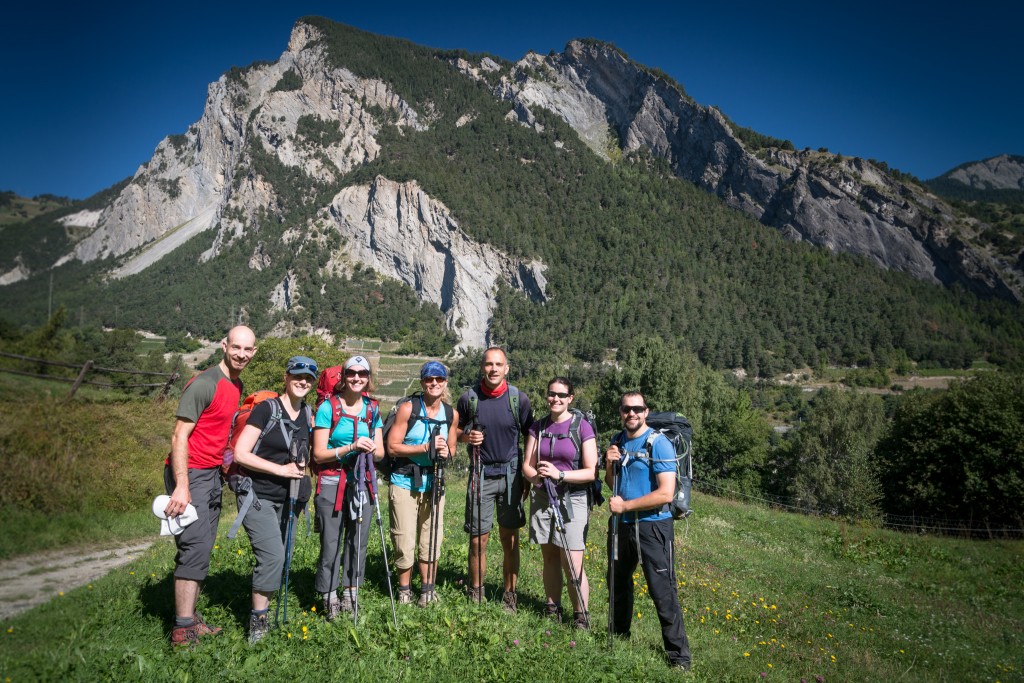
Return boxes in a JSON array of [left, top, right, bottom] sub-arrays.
[[480, 379, 507, 398]]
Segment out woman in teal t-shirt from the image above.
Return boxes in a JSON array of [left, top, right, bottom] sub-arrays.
[[385, 361, 458, 607], [311, 355, 383, 620]]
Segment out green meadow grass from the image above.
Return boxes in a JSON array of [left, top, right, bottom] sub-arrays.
[[1, 478, 1021, 682]]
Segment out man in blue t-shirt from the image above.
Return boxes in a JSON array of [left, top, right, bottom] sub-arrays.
[[605, 390, 691, 671], [456, 347, 533, 611]]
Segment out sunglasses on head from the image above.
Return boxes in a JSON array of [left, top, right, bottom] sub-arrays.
[[345, 369, 370, 378], [619, 405, 646, 414], [288, 362, 317, 374], [422, 376, 447, 384], [546, 390, 570, 399]]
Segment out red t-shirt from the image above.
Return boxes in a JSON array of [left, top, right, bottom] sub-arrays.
[[165, 366, 243, 470]]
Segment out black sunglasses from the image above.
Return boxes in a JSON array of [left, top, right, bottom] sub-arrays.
[[619, 405, 646, 414], [546, 390, 570, 399], [345, 369, 370, 378]]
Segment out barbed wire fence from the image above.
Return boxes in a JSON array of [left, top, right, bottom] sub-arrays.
[[0, 351, 179, 402]]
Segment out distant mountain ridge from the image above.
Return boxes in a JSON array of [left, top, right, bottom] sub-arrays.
[[935, 154, 1024, 191], [1, 18, 1022, 371], [487, 41, 1020, 301]]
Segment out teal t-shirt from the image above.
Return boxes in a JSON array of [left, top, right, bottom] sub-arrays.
[[314, 398, 382, 466]]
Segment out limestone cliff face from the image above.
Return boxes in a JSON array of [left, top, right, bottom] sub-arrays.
[[492, 41, 1020, 301], [320, 176, 547, 349], [72, 21, 425, 269]]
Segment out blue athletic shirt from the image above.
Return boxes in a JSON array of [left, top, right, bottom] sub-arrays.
[[616, 427, 675, 524], [391, 401, 450, 493]]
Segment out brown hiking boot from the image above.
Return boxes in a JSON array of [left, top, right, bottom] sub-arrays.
[[193, 611, 221, 637], [170, 623, 200, 649], [501, 590, 518, 613], [544, 602, 563, 623], [572, 610, 590, 630]]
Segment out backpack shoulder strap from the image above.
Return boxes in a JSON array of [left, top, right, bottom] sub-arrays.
[[254, 397, 284, 453], [508, 385, 530, 430], [567, 410, 584, 468]]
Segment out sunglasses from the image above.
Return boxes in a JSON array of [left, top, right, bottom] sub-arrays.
[[422, 376, 447, 384], [619, 405, 647, 414], [546, 391, 570, 399], [345, 369, 370, 378], [288, 374, 314, 383], [287, 362, 317, 375]]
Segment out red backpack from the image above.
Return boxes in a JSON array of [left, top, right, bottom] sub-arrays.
[[315, 366, 345, 407], [221, 390, 280, 481]]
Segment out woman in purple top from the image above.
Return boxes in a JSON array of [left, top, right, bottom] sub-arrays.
[[522, 377, 597, 629]]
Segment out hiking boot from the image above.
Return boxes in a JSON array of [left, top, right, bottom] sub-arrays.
[[397, 587, 415, 605], [672, 660, 692, 672], [340, 590, 357, 614], [465, 585, 486, 603], [170, 623, 200, 649], [248, 612, 270, 644], [572, 610, 590, 630], [501, 590, 518, 613], [193, 611, 221, 637], [544, 602, 563, 623], [418, 589, 439, 608], [322, 594, 342, 622]]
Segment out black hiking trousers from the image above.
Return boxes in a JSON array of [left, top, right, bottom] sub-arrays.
[[610, 516, 691, 667]]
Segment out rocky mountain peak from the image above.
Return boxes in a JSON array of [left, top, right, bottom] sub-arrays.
[[940, 154, 1024, 191]]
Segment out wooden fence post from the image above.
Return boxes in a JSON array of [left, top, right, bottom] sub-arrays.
[[156, 372, 180, 402], [66, 360, 94, 402]]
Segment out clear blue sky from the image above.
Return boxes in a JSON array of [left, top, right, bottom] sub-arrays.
[[2, 1, 1021, 199]]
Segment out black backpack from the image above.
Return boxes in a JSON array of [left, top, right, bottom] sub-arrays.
[[380, 393, 453, 484], [615, 412, 693, 519]]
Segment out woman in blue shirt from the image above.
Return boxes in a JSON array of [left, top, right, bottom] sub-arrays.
[[385, 361, 458, 607], [311, 355, 383, 620]]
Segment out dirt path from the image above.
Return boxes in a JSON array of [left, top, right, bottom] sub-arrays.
[[0, 541, 153, 620]]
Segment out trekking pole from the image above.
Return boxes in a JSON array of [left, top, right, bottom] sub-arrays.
[[473, 424, 485, 601], [369, 452, 399, 628], [425, 425, 442, 589], [278, 477, 299, 626], [544, 477, 589, 629], [607, 461, 620, 648], [352, 450, 367, 627]]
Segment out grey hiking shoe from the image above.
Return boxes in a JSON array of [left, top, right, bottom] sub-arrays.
[[418, 588, 439, 608], [465, 585, 486, 603], [322, 594, 341, 622], [248, 612, 269, 644], [501, 590, 518, 613], [340, 590, 357, 614], [398, 587, 414, 605]]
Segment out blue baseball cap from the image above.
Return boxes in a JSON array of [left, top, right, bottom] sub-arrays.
[[420, 360, 448, 379], [285, 356, 318, 378]]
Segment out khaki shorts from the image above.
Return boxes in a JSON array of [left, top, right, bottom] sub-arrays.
[[389, 484, 445, 570], [529, 485, 589, 551]]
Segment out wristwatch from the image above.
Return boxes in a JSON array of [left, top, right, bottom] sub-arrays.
[[558, 471, 565, 483]]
